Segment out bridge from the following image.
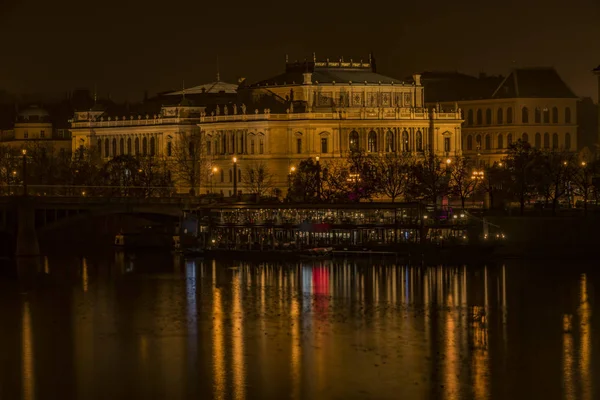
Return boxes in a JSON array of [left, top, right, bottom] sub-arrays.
[[0, 186, 207, 257]]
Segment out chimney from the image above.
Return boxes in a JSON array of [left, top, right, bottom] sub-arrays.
[[412, 74, 422, 86], [303, 72, 312, 85]]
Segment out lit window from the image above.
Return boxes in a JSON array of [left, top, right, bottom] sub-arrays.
[[321, 137, 328, 153]]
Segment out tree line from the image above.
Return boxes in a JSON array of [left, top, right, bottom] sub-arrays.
[[278, 140, 600, 215]]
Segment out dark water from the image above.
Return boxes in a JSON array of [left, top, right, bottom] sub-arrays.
[[0, 252, 597, 400]]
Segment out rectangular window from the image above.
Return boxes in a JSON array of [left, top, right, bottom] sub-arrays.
[[444, 137, 451, 152], [167, 142, 172, 157], [40, 130, 45, 138], [206, 141, 212, 155], [24, 131, 28, 139], [296, 138, 302, 154], [321, 137, 328, 153]]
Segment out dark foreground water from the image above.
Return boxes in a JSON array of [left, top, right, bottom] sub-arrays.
[[0, 252, 597, 400]]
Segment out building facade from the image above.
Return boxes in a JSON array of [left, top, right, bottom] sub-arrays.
[[202, 57, 463, 196], [1, 105, 71, 153], [69, 57, 463, 195], [421, 68, 579, 166]]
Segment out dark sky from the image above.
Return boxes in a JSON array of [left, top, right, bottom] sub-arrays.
[[0, 0, 599, 102]]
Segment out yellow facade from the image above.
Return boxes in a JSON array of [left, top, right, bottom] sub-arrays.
[[458, 98, 578, 166]]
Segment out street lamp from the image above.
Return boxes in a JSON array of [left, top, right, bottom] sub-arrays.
[[315, 156, 321, 201], [21, 148, 27, 196], [232, 157, 237, 199], [211, 166, 218, 194]]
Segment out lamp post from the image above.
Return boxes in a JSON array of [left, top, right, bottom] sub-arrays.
[[288, 166, 296, 191], [21, 149, 27, 197], [232, 157, 237, 199], [211, 166, 218, 194], [315, 156, 321, 201]]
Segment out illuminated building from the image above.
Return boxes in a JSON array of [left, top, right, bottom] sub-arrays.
[[69, 55, 463, 195], [202, 55, 462, 196], [420, 68, 579, 166], [0, 105, 71, 153]]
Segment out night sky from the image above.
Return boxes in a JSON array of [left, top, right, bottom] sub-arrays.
[[0, 0, 599, 102]]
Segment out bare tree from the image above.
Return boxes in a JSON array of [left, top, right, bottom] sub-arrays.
[[170, 129, 206, 195], [409, 150, 451, 209], [320, 159, 352, 202], [449, 155, 479, 209], [374, 152, 414, 202], [0, 145, 21, 191], [242, 162, 275, 198]]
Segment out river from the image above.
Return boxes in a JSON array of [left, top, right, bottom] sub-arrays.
[[0, 251, 597, 399]]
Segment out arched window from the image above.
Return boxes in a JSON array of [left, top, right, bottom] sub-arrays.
[[368, 131, 377, 152], [240, 135, 244, 153], [296, 138, 302, 154], [220, 170, 224, 182], [119, 138, 124, 155], [476, 134, 482, 149], [189, 142, 195, 157], [135, 137, 140, 155], [485, 134, 491, 150], [150, 137, 156, 156], [142, 137, 148, 156], [127, 138, 132, 155], [535, 108, 541, 123], [522, 133, 528, 143], [543, 108, 550, 124], [402, 130, 409, 152], [497, 108, 504, 124], [416, 130, 423, 152], [112, 138, 117, 156], [214, 139, 218, 155], [321, 137, 329, 153], [221, 135, 227, 154], [485, 108, 492, 125], [97, 139, 102, 155], [552, 107, 558, 123], [104, 139, 109, 157], [385, 130, 394, 152], [535, 133, 541, 148], [467, 135, 473, 151], [250, 139, 255, 154], [476, 109, 483, 125], [259, 138, 264, 154], [522, 107, 529, 123], [565, 133, 571, 150], [552, 133, 559, 149], [507, 133, 513, 146], [507, 107, 513, 123], [349, 131, 359, 151], [467, 110, 474, 125], [497, 134, 504, 149], [565, 107, 572, 123], [543, 133, 550, 148]]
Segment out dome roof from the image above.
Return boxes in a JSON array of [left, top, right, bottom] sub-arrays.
[[18, 105, 50, 118]]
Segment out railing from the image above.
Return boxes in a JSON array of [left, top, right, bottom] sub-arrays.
[[0, 185, 199, 200], [200, 108, 461, 124], [71, 117, 199, 129]]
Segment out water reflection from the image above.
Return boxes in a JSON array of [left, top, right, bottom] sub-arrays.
[[1, 254, 598, 399]]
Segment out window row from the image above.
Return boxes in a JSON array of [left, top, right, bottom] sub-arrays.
[[350, 130, 425, 153], [99, 137, 157, 158], [207, 135, 265, 156], [466, 106, 572, 126], [465, 132, 572, 151]]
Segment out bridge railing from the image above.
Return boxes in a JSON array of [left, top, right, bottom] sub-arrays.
[[0, 185, 194, 199]]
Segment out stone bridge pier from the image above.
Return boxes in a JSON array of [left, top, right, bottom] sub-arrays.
[[15, 199, 40, 257]]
